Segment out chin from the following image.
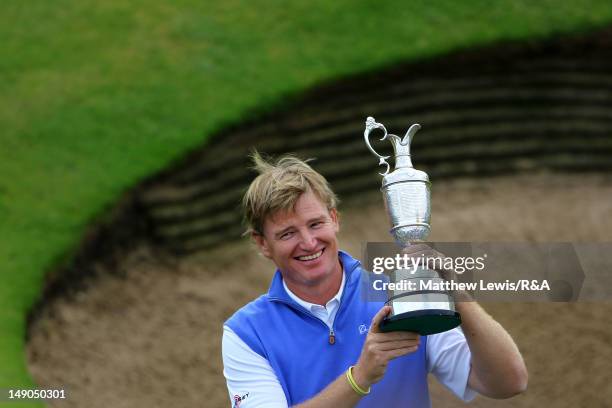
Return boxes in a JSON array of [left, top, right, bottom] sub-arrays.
[[309, 262, 337, 281]]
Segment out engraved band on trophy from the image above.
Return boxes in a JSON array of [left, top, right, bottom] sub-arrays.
[[364, 116, 461, 335]]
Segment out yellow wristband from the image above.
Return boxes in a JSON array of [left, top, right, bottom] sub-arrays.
[[346, 366, 371, 396]]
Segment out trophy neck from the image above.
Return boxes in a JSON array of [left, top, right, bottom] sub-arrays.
[[394, 154, 413, 169], [389, 134, 414, 170]]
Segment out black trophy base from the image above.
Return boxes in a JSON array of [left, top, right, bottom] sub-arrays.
[[379, 309, 461, 335]]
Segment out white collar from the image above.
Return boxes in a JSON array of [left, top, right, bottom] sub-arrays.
[[282, 270, 345, 311]]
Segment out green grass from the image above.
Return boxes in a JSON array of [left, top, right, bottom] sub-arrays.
[[2, 0, 612, 403]]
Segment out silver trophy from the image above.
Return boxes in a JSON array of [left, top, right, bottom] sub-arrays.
[[364, 116, 461, 335]]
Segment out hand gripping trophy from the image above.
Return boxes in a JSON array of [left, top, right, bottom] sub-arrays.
[[363, 116, 461, 335]]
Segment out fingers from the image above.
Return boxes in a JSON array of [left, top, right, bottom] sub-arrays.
[[358, 314, 420, 385], [401, 245, 442, 266], [386, 345, 420, 359], [369, 331, 420, 351], [401, 243, 440, 258], [369, 306, 391, 334], [401, 243, 433, 255], [376, 338, 420, 351], [370, 331, 420, 342], [401, 244, 454, 276]]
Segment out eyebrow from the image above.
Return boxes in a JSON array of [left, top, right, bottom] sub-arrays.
[[308, 216, 328, 224]]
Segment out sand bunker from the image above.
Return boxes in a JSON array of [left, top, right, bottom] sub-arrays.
[[27, 173, 612, 407]]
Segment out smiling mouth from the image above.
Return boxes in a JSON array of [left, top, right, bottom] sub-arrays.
[[295, 249, 324, 261]]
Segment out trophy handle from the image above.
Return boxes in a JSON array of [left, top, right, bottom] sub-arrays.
[[364, 116, 391, 176]]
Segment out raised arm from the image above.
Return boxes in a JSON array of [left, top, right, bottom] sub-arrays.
[[401, 244, 528, 399], [457, 300, 528, 398]]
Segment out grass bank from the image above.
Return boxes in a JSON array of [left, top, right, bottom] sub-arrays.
[[2, 1, 612, 403]]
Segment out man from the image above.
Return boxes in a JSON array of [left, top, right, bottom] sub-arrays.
[[223, 153, 527, 407]]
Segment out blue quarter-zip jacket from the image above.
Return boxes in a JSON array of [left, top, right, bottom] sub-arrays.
[[225, 251, 430, 407]]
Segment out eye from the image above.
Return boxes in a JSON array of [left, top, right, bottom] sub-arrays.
[[310, 221, 323, 229], [279, 231, 295, 240]]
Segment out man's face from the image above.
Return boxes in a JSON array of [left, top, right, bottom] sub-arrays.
[[254, 191, 341, 290]]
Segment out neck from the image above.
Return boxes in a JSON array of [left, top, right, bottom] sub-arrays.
[[284, 260, 343, 305]]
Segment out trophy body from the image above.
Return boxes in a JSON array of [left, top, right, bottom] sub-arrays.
[[364, 117, 461, 335]]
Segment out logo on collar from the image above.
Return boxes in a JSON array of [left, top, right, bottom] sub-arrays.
[[358, 324, 368, 335]]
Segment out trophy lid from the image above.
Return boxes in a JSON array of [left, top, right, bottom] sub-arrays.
[[363, 116, 429, 187]]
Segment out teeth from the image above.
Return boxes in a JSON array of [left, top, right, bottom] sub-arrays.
[[297, 250, 323, 261]]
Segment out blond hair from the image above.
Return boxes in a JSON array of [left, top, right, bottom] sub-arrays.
[[242, 151, 338, 235]]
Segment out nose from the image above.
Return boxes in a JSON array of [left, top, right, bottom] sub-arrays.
[[299, 229, 318, 251]]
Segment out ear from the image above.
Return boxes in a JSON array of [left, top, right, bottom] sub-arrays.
[[329, 208, 340, 233], [252, 231, 272, 258]]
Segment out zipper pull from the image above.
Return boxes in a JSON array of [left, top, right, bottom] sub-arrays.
[[329, 328, 336, 345]]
